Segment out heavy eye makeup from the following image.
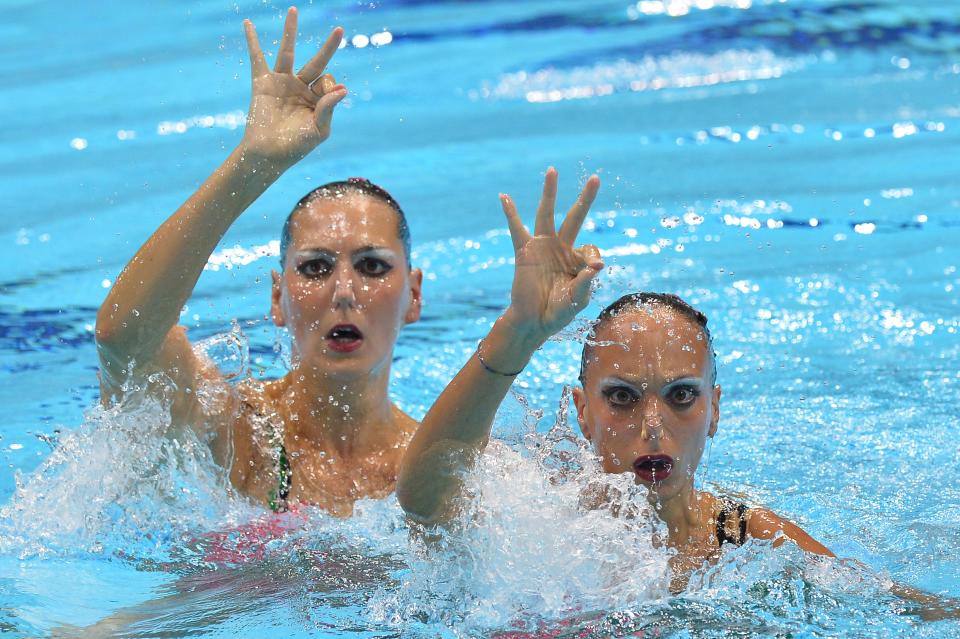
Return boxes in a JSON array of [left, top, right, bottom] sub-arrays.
[[599, 376, 704, 409], [662, 378, 704, 407], [296, 254, 333, 278], [293, 248, 397, 279], [600, 381, 640, 407], [353, 249, 395, 277]]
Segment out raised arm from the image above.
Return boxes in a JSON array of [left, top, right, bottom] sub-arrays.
[[397, 168, 603, 523], [96, 8, 345, 417]]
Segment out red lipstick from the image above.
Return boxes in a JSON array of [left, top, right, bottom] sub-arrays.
[[325, 324, 363, 353], [633, 454, 673, 483]]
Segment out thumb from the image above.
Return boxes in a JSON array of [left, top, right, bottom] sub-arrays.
[[314, 86, 348, 133], [567, 260, 603, 309]]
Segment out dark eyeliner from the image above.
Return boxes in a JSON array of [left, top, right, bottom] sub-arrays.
[[356, 256, 392, 277], [298, 258, 332, 277], [602, 385, 639, 406]]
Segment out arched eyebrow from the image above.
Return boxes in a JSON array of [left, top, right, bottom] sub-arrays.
[[293, 246, 397, 260], [599, 375, 642, 389], [599, 374, 706, 389], [351, 245, 397, 259], [662, 376, 707, 389], [293, 248, 335, 260]]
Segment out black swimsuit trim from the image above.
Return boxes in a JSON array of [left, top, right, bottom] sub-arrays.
[[716, 500, 748, 547]]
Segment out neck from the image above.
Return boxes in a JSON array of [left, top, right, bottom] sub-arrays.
[[648, 481, 704, 547], [282, 363, 399, 459]]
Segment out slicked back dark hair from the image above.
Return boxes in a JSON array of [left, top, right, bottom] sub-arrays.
[[579, 291, 717, 384], [279, 177, 411, 269]]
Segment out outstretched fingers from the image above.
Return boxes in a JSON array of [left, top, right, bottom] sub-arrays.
[[274, 7, 298, 74], [297, 27, 345, 85], [558, 175, 600, 246], [243, 19, 270, 79], [501, 194, 531, 253], [534, 167, 558, 236]]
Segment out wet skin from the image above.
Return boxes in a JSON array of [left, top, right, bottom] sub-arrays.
[[217, 193, 424, 516], [572, 305, 834, 575], [271, 192, 422, 382], [573, 306, 720, 503]]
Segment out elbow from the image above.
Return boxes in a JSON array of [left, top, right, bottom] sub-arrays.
[[95, 301, 123, 348], [396, 440, 475, 525], [395, 469, 441, 525]]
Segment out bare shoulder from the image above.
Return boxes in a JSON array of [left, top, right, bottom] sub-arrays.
[[226, 377, 288, 492], [392, 404, 421, 442], [236, 376, 285, 410], [233, 376, 288, 442], [100, 324, 231, 421], [747, 507, 834, 556]]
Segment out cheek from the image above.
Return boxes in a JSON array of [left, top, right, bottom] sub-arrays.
[[362, 275, 408, 308], [670, 407, 711, 447], [285, 285, 323, 316], [591, 415, 638, 455]]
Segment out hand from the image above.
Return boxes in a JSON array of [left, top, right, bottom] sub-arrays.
[[500, 168, 603, 341], [239, 7, 346, 166]]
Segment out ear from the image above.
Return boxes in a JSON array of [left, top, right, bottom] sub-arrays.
[[708, 384, 721, 438], [271, 269, 286, 327], [404, 268, 423, 324], [572, 386, 591, 442]]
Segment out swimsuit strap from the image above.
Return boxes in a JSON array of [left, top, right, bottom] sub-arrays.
[[239, 388, 293, 513], [716, 498, 748, 547], [267, 442, 292, 513]]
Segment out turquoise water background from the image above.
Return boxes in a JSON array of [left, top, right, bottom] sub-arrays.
[[1, 0, 959, 636]]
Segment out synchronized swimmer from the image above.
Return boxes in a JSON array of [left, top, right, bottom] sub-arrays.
[[97, 8, 424, 517], [92, 4, 957, 621], [395, 169, 831, 578]]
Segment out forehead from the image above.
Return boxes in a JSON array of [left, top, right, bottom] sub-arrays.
[[286, 193, 401, 253], [588, 307, 711, 380]]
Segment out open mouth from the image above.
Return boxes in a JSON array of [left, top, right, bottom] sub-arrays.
[[633, 454, 673, 483], [325, 324, 364, 353]]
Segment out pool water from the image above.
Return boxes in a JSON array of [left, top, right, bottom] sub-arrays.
[[1, 0, 959, 636]]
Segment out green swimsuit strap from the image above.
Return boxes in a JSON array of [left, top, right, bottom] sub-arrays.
[[267, 443, 292, 513]]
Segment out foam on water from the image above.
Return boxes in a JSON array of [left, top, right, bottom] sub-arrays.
[[0, 328, 263, 561], [0, 331, 950, 637]]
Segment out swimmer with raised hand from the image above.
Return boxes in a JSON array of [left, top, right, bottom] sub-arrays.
[[96, 7, 424, 517], [396, 174, 960, 620], [396, 170, 831, 562], [397, 167, 603, 520]]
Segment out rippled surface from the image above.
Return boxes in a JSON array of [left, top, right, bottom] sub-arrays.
[[1, 0, 959, 637]]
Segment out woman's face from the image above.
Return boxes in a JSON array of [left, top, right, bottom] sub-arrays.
[[271, 193, 422, 380], [572, 307, 720, 500]]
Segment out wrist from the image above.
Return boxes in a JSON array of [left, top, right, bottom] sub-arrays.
[[498, 308, 549, 350], [474, 315, 541, 380], [230, 142, 294, 178]]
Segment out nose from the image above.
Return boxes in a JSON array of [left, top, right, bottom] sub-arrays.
[[332, 267, 357, 310], [638, 395, 663, 441]]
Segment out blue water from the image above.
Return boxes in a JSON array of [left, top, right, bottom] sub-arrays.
[[1, 0, 959, 636]]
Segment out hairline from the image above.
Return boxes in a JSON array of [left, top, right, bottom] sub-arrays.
[[279, 181, 412, 270], [579, 293, 718, 386]]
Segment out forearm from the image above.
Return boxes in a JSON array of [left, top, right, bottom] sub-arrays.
[[96, 144, 287, 371], [397, 310, 544, 522], [890, 583, 960, 621]]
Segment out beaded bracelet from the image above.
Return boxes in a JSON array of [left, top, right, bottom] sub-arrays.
[[476, 338, 524, 377]]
